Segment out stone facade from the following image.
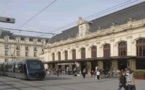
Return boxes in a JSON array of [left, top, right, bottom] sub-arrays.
[[41, 2, 145, 73], [42, 17, 145, 73], [0, 30, 49, 63]]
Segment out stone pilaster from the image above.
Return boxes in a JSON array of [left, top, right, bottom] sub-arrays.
[[62, 65, 65, 70], [128, 59, 136, 70], [49, 64, 52, 70], [55, 64, 58, 70], [112, 60, 118, 70], [98, 61, 103, 70], [78, 63, 81, 73], [69, 64, 72, 71], [86, 62, 91, 74]]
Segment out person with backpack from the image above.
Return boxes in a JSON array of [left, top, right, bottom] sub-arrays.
[[127, 70, 136, 90], [118, 71, 127, 90]]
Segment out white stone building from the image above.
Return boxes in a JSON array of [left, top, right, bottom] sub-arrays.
[[0, 30, 49, 62], [42, 2, 145, 73]]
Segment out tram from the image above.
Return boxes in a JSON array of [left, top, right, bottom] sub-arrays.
[[0, 59, 46, 80]]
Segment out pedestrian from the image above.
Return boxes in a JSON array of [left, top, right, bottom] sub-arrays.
[[82, 68, 86, 79], [118, 71, 127, 90], [94, 67, 98, 79], [56, 69, 59, 76], [127, 70, 136, 90], [96, 70, 100, 80], [90, 70, 94, 77]]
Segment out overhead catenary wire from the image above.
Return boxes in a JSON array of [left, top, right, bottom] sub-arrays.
[[17, 0, 56, 29], [2, 0, 140, 37], [86, 0, 139, 20], [0, 27, 55, 35], [47, 0, 140, 33]]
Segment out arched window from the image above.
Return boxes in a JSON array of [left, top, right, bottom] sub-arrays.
[[91, 46, 97, 58], [103, 44, 110, 57], [64, 50, 68, 60], [118, 41, 127, 56], [52, 53, 55, 61], [58, 52, 61, 61], [81, 48, 86, 59], [72, 49, 76, 60], [136, 38, 145, 56]]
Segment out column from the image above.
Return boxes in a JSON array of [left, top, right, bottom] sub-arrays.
[[86, 62, 91, 74], [62, 65, 65, 70], [98, 61, 103, 70], [69, 64, 72, 71], [49, 64, 52, 70], [112, 60, 118, 70], [110, 39, 115, 56], [128, 59, 136, 70], [55, 64, 58, 70], [127, 36, 132, 56], [78, 62, 81, 74]]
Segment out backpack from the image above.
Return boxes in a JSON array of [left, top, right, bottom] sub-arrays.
[[83, 69, 86, 73]]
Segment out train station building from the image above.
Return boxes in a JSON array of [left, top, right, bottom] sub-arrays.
[[41, 2, 145, 73]]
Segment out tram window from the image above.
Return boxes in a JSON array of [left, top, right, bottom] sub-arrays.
[[18, 64, 23, 73], [29, 64, 41, 69], [3, 64, 7, 71], [15, 64, 19, 73], [15, 63, 23, 73], [0, 64, 2, 71], [7, 64, 13, 72], [27, 61, 42, 70]]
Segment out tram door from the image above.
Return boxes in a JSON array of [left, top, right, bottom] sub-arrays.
[[91, 61, 97, 71], [118, 60, 127, 70], [103, 61, 111, 72]]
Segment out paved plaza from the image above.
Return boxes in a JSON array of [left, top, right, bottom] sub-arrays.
[[0, 75, 145, 90]]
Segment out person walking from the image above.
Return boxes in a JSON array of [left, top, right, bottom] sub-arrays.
[[56, 69, 59, 77], [127, 70, 136, 90], [118, 71, 127, 90], [96, 70, 100, 80], [82, 68, 86, 79]]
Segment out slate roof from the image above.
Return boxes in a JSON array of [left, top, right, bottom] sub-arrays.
[[0, 29, 49, 40], [0, 30, 14, 39], [49, 1, 145, 43]]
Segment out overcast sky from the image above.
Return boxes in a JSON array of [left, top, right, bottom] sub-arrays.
[[0, 0, 144, 37]]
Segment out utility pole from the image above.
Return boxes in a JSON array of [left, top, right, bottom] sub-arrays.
[[0, 16, 15, 23]]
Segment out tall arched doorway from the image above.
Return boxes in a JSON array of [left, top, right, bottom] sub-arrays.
[[118, 60, 127, 70]]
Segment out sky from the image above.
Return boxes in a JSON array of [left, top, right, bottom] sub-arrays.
[[0, 0, 144, 37]]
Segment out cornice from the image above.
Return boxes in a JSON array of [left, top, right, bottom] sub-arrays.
[[48, 19, 145, 48], [0, 41, 44, 46]]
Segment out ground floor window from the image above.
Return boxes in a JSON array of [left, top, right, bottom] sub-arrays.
[[118, 60, 127, 70], [103, 61, 111, 72], [91, 61, 98, 71], [136, 59, 145, 69]]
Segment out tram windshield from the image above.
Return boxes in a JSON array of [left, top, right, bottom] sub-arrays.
[[27, 60, 44, 71]]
